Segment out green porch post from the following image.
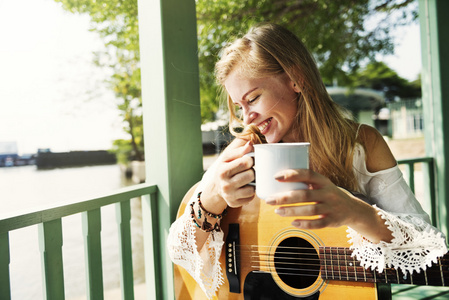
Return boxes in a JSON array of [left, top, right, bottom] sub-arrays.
[[138, 0, 203, 299], [419, 0, 449, 236]]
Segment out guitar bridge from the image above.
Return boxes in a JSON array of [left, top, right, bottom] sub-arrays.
[[225, 223, 241, 293]]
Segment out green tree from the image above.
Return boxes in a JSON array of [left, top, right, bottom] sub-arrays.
[[55, 0, 417, 155], [56, 0, 144, 161], [196, 0, 418, 120], [351, 61, 421, 101]]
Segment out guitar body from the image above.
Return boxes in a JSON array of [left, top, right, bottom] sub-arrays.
[[174, 186, 377, 300]]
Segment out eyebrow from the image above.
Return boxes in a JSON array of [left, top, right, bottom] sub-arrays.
[[241, 87, 258, 101]]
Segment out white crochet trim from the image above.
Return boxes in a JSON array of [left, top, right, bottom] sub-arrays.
[[347, 205, 447, 274], [167, 205, 224, 299]]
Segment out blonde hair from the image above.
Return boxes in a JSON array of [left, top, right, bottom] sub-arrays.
[[215, 23, 360, 191]]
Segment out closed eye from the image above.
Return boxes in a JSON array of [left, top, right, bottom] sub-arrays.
[[248, 95, 260, 104]]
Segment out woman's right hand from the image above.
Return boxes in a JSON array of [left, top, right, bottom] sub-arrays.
[[202, 138, 256, 212]]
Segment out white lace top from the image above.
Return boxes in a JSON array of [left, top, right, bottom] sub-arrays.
[[167, 144, 447, 299]]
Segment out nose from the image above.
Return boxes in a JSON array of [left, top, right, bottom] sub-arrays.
[[243, 111, 257, 125]]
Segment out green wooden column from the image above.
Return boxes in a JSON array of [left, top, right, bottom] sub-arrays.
[[419, 0, 449, 236], [138, 0, 203, 299]]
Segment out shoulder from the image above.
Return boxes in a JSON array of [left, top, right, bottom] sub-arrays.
[[357, 124, 397, 173]]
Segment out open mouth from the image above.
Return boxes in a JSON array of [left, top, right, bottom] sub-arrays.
[[258, 118, 272, 133]]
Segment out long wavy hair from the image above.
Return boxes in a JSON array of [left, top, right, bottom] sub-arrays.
[[215, 23, 360, 191]]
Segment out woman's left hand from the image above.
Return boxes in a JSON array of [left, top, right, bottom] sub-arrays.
[[265, 169, 355, 229], [267, 168, 393, 242]]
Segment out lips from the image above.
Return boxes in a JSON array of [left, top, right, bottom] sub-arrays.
[[258, 118, 272, 134]]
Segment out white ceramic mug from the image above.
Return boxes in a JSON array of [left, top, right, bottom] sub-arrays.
[[247, 143, 310, 200]]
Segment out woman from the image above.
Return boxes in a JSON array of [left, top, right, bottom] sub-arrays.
[[167, 23, 447, 298]]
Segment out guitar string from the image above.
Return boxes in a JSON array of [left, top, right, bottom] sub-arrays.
[[238, 256, 408, 283], [236, 246, 371, 279], [234, 243, 449, 254], [239, 258, 382, 282], [234, 253, 443, 284], [232, 248, 443, 284], [239, 246, 448, 271], [236, 244, 357, 269], [241, 250, 359, 271], [223, 244, 448, 285]]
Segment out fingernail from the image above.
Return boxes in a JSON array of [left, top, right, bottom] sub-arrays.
[[275, 208, 284, 216], [274, 173, 285, 180], [292, 220, 301, 227], [265, 197, 276, 205]]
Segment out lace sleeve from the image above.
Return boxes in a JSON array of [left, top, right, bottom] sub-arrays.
[[349, 152, 447, 274], [166, 160, 225, 299], [347, 206, 447, 274]]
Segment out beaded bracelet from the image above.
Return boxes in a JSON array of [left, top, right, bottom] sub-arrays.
[[190, 192, 228, 233], [190, 201, 219, 232], [197, 192, 228, 219]]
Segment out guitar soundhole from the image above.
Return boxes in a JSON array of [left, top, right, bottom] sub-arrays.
[[274, 237, 320, 289]]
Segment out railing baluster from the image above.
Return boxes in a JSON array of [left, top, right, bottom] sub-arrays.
[[1, 183, 156, 300], [142, 190, 162, 299], [0, 232, 11, 300], [82, 208, 104, 300], [404, 163, 415, 193], [398, 157, 437, 227], [424, 159, 438, 227], [116, 200, 134, 300], [38, 219, 65, 300]]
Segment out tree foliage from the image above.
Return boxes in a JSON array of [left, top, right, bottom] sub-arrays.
[[55, 0, 418, 158], [351, 61, 421, 101], [196, 0, 418, 120], [55, 0, 144, 161]]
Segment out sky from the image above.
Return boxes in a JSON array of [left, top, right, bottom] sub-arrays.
[[0, 0, 127, 154], [0, 0, 422, 154], [383, 22, 421, 82]]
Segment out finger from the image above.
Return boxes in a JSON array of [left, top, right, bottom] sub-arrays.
[[220, 175, 255, 198], [221, 140, 253, 163], [274, 169, 331, 187], [221, 154, 254, 179], [238, 184, 256, 198], [266, 188, 324, 206], [235, 185, 256, 202], [229, 167, 255, 188], [227, 197, 254, 208], [291, 218, 329, 230], [225, 186, 256, 207], [275, 202, 324, 218]]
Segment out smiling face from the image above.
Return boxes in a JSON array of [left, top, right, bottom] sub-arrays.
[[225, 70, 300, 143]]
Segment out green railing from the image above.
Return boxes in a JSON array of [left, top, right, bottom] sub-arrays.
[[0, 157, 442, 300], [393, 157, 449, 299], [0, 182, 158, 300], [397, 157, 437, 227]]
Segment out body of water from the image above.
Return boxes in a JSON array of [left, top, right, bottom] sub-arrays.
[[0, 164, 145, 300]]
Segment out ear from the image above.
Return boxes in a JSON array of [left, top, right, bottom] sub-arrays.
[[290, 80, 301, 93]]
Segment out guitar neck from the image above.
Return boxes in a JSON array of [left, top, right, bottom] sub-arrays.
[[319, 247, 449, 286]]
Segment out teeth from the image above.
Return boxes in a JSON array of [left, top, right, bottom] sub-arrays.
[[259, 118, 271, 131]]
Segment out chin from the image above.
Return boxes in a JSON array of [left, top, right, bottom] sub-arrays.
[[265, 136, 281, 144]]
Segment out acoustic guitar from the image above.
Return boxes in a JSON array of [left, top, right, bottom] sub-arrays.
[[174, 184, 449, 299]]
